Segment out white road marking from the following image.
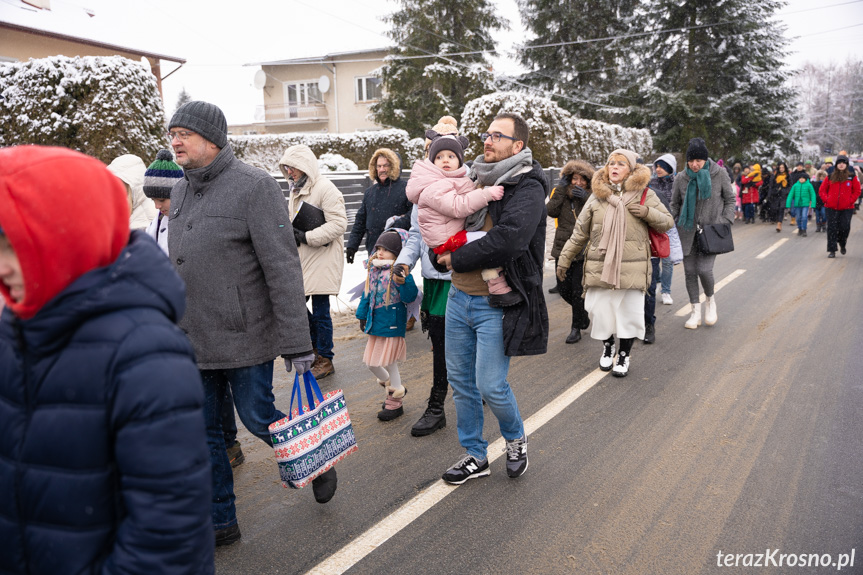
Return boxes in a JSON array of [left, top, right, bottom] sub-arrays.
[[305, 368, 609, 575], [756, 238, 788, 259], [674, 268, 747, 316]]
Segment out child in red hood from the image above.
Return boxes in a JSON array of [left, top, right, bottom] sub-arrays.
[[0, 146, 214, 574]]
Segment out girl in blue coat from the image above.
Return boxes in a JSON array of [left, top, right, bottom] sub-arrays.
[[356, 228, 418, 421]]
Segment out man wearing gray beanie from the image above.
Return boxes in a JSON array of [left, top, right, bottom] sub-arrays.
[[167, 101, 338, 547]]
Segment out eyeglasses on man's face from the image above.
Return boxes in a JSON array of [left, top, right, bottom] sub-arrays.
[[480, 132, 518, 144], [166, 130, 196, 143]]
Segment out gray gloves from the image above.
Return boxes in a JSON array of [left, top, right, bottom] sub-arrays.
[[284, 353, 315, 375]]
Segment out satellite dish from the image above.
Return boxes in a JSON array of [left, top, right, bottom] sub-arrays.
[[253, 69, 267, 90], [318, 75, 330, 94]]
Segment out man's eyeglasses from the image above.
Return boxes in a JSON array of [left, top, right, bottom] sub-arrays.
[[166, 130, 195, 143], [480, 132, 518, 144]]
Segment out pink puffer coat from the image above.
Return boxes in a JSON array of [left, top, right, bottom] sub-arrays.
[[405, 159, 499, 248]]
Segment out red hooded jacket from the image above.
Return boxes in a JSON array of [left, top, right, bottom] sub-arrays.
[[819, 170, 861, 211], [0, 146, 129, 319]]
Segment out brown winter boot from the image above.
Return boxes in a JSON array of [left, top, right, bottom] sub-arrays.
[[776, 222, 782, 232], [311, 357, 335, 379]]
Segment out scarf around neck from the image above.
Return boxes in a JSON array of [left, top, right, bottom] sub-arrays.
[[678, 165, 712, 231], [470, 148, 533, 187], [775, 173, 787, 188], [598, 181, 639, 289]]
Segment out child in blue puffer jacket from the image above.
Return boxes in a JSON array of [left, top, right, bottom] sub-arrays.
[[356, 228, 418, 422]]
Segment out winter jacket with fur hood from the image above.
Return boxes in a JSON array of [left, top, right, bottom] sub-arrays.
[[346, 148, 412, 252], [558, 164, 674, 292], [0, 146, 213, 574], [106, 153, 157, 230], [546, 160, 594, 260], [405, 158, 498, 248], [169, 144, 312, 369], [670, 159, 736, 256], [279, 145, 348, 296]]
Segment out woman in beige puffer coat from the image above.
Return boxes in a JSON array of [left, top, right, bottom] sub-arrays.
[[557, 149, 673, 377]]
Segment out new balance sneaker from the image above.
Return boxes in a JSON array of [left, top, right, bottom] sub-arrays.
[[505, 435, 529, 478], [599, 341, 616, 371], [442, 454, 490, 485], [612, 351, 630, 377]]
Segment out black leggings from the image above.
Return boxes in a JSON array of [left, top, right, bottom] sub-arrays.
[[427, 314, 448, 393], [604, 335, 634, 355]]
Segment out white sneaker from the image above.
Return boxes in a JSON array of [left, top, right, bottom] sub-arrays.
[[612, 351, 630, 377], [661, 293, 673, 305], [685, 303, 702, 329], [704, 296, 717, 326], [599, 342, 616, 371]]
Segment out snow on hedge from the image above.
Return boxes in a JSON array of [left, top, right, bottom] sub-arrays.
[[460, 92, 652, 168], [0, 55, 165, 163], [230, 129, 425, 173], [317, 153, 358, 172]]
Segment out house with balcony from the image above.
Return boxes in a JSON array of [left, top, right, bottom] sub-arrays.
[[250, 48, 389, 135]]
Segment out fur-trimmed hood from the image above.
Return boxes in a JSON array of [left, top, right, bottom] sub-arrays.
[[591, 164, 652, 201], [560, 160, 596, 190], [368, 148, 402, 182]]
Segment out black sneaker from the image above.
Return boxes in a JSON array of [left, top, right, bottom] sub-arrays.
[[215, 523, 241, 547], [612, 351, 630, 377], [841, 245, 847, 255], [226, 440, 245, 468], [599, 341, 615, 371], [442, 454, 490, 485], [505, 435, 529, 478], [311, 467, 337, 504], [643, 323, 655, 344]]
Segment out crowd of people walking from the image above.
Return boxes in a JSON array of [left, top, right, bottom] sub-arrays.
[[1, 98, 860, 572]]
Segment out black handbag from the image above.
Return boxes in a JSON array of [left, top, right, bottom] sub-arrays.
[[696, 223, 734, 254]]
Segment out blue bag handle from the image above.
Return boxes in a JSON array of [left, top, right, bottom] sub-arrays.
[[302, 371, 325, 409], [288, 372, 305, 418]]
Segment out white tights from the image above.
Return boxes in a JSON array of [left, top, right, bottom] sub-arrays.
[[368, 362, 403, 393]]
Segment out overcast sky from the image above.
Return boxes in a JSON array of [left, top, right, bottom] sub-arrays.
[[3, 0, 862, 125]]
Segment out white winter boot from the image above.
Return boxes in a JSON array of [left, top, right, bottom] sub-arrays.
[[685, 303, 702, 329], [704, 296, 717, 326]]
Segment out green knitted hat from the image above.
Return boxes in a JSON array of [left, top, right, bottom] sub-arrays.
[[143, 149, 183, 199]]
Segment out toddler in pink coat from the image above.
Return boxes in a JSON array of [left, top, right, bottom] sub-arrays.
[[405, 131, 515, 302]]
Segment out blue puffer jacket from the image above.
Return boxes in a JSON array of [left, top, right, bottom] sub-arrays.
[[0, 232, 214, 574]]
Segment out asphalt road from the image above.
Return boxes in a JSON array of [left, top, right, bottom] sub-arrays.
[[215, 213, 863, 575]]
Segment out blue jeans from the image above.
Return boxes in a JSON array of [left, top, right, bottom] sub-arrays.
[[307, 294, 334, 359], [201, 361, 285, 529], [815, 206, 826, 225], [743, 203, 756, 220], [644, 257, 660, 325], [445, 286, 525, 461], [793, 207, 809, 231], [660, 256, 673, 295], [220, 385, 238, 446]]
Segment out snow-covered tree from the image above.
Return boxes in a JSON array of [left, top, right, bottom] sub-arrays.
[[461, 91, 651, 168], [175, 87, 192, 114], [794, 58, 863, 155], [371, 0, 507, 137], [0, 55, 165, 163], [516, 0, 640, 120], [317, 153, 358, 172], [634, 0, 798, 159]]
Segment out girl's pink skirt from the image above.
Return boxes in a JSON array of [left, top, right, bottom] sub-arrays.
[[363, 335, 406, 367]]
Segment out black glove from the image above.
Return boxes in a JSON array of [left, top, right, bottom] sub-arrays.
[[556, 174, 572, 190], [359, 319, 366, 331], [570, 185, 587, 200], [294, 228, 306, 246], [429, 248, 449, 274], [345, 247, 357, 264]]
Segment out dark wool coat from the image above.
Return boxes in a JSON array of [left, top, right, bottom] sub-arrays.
[[547, 160, 594, 260], [671, 159, 736, 256], [347, 148, 413, 252], [169, 144, 312, 370], [450, 160, 550, 356], [0, 233, 214, 574]]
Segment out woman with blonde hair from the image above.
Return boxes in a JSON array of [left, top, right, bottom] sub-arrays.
[[557, 150, 673, 377]]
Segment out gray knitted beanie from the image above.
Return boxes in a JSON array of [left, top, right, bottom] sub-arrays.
[[169, 101, 228, 148]]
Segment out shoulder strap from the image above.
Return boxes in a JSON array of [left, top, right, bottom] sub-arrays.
[[640, 187, 648, 205]]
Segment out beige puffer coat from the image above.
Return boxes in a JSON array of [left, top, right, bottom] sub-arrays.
[[279, 145, 348, 296], [558, 164, 674, 292]]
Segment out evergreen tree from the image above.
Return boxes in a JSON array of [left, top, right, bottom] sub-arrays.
[[635, 0, 798, 158], [371, 0, 507, 137], [175, 87, 192, 113], [516, 0, 640, 120]]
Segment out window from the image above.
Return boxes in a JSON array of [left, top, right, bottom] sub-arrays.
[[284, 80, 324, 118], [356, 76, 382, 102]]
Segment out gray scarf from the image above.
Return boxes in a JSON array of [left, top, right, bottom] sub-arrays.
[[465, 148, 534, 230]]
